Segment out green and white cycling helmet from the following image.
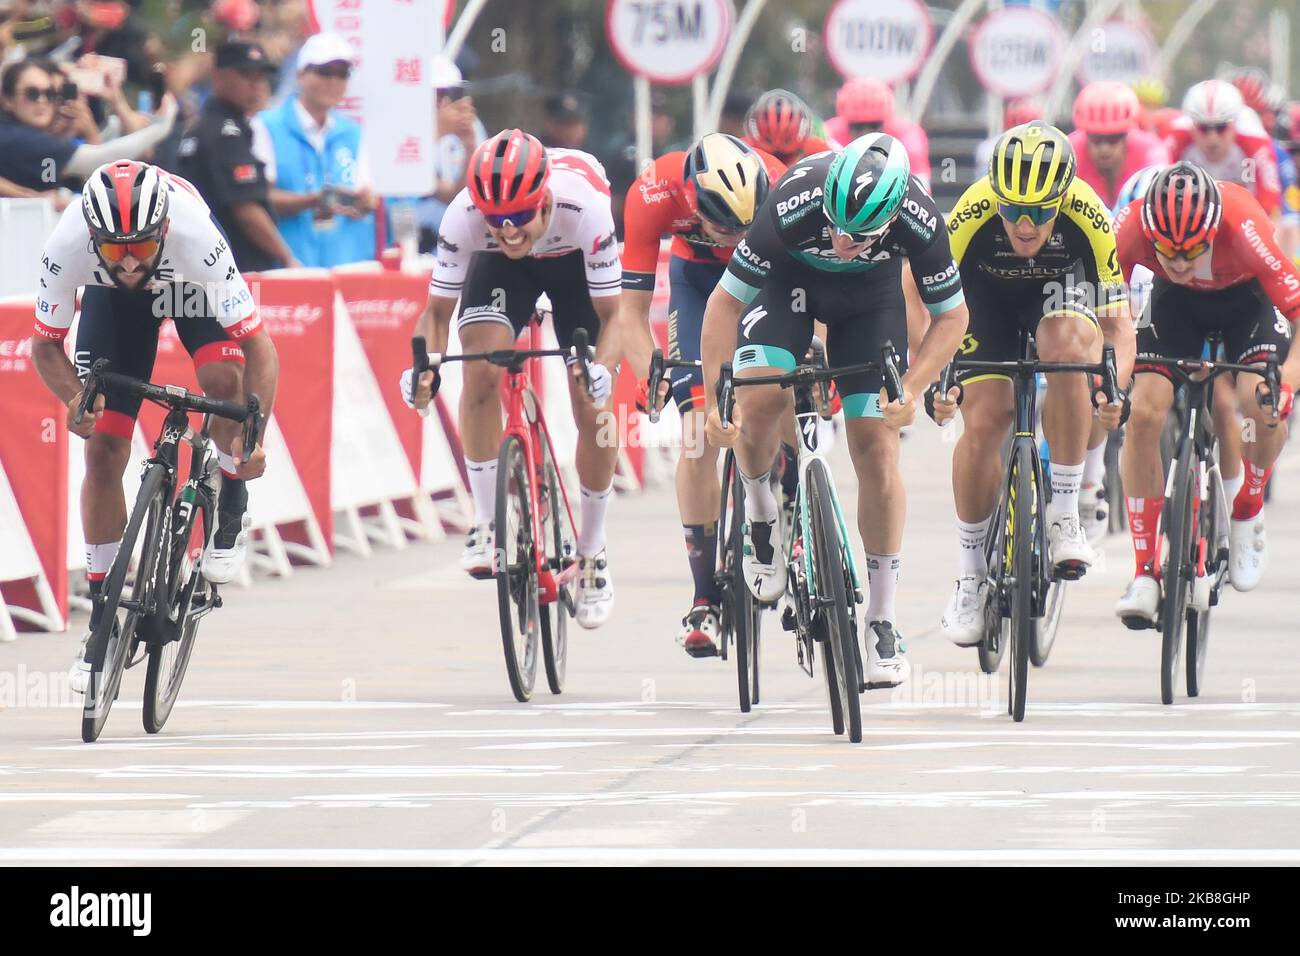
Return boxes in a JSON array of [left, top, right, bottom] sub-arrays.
[[822, 132, 910, 239]]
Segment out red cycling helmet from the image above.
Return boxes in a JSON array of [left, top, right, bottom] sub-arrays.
[[467, 128, 550, 216], [1141, 162, 1223, 252], [1073, 81, 1140, 135], [1229, 68, 1272, 114], [835, 78, 894, 125], [1003, 97, 1042, 130], [744, 89, 811, 157]]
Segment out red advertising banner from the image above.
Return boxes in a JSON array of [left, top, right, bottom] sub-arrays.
[[333, 270, 427, 476], [0, 298, 68, 622]]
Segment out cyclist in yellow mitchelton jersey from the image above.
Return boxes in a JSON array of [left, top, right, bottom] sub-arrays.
[[931, 121, 1135, 648]]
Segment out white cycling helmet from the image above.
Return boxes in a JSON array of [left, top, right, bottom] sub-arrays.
[[1181, 80, 1243, 126]]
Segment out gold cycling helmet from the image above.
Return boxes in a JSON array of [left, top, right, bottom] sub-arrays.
[[988, 120, 1076, 207], [684, 132, 770, 230]]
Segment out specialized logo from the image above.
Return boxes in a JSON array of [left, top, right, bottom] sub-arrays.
[[853, 170, 875, 201], [740, 306, 767, 339]]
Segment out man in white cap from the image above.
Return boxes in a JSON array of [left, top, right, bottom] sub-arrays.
[[251, 32, 378, 266]]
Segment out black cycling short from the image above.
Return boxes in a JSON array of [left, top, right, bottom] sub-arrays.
[[732, 259, 908, 418], [667, 256, 725, 413], [73, 284, 245, 439], [955, 270, 1101, 385], [1135, 277, 1292, 381], [456, 249, 602, 350]]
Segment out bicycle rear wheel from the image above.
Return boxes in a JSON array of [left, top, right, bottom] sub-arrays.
[[496, 435, 540, 702], [721, 452, 758, 713], [1186, 464, 1222, 698], [979, 472, 1010, 676], [1160, 445, 1196, 706], [808, 461, 861, 742], [1007, 442, 1036, 723], [1031, 579, 1066, 667], [143, 490, 212, 733], [538, 439, 574, 695], [82, 464, 169, 743]]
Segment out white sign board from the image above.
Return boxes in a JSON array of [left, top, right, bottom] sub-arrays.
[[1077, 20, 1159, 86], [969, 6, 1067, 99], [824, 0, 932, 84], [307, 0, 442, 196], [606, 0, 733, 85]]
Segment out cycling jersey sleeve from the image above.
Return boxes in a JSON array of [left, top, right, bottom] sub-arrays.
[[1249, 140, 1282, 215], [1060, 179, 1126, 306], [719, 204, 782, 305], [165, 187, 260, 337], [429, 193, 477, 300], [1113, 199, 1156, 283], [899, 182, 963, 314], [580, 201, 622, 299], [621, 156, 679, 291], [946, 179, 998, 266], [33, 205, 86, 342], [1231, 190, 1300, 320]]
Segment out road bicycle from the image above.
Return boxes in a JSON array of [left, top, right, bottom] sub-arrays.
[[1124, 344, 1280, 704], [410, 323, 582, 702], [647, 350, 764, 712], [74, 359, 261, 742], [942, 332, 1120, 722], [715, 342, 903, 743]]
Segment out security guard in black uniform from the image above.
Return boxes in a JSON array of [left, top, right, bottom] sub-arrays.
[[178, 41, 296, 272]]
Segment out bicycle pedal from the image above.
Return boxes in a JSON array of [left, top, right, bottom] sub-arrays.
[[1119, 614, 1154, 631], [852, 589, 864, 605], [468, 569, 495, 581], [211, 591, 223, 609], [1054, 562, 1087, 582], [684, 643, 719, 659], [863, 680, 901, 691], [781, 607, 797, 631]]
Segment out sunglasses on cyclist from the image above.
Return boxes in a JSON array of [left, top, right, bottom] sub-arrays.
[[19, 86, 57, 103], [848, 121, 884, 136], [311, 63, 352, 80], [1152, 238, 1211, 261], [823, 208, 892, 244], [96, 237, 163, 263], [483, 205, 543, 229], [1195, 122, 1231, 135], [997, 201, 1061, 226], [1087, 132, 1126, 146]]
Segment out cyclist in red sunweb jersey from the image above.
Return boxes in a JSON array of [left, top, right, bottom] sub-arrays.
[[1165, 80, 1282, 218], [742, 89, 835, 165], [404, 129, 623, 629], [1070, 81, 1170, 209], [619, 133, 783, 656], [29, 160, 279, 693], [1113, 164, 1300, 625]]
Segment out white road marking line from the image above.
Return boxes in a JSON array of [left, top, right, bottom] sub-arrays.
[[0, 793, 196, 802], [470, 742, 623, 750], [3, 847, 1300, 863]]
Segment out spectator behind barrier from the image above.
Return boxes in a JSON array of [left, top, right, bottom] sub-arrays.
[[0, 57, 176, 197], [251, 32, 378, 267], [541, 92, 589, 149]]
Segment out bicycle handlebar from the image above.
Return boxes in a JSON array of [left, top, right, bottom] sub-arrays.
[[935, 344, 1123, 414], [645, 349, 702, 424], [1137, 352, 1282, 419], [76, 359, 262, 463], [717, 340, 905, 428]]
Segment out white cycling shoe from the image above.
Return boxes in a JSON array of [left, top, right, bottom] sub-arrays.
[[1115, 574, 1160, 628], [865, 621, 910, 687], [1229, 514, 1267, 592], [1081, 482, 1109, 546], [576, 550, 614, 629], [460, 523, 494, 578], [68, 629, 92, 695], [941, 575, 988, 647], [741, 517, 786, 603], [1048, 512, 1094, 577], [678, 602, 721, 658], [201, 512, 251, 585]]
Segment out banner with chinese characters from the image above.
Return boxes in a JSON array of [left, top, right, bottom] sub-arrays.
[[309, 0, 442, 196]]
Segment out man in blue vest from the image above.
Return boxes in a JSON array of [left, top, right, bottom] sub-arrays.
[[251, 32, 378, 266]]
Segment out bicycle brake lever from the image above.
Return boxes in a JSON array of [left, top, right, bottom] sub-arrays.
[[240, 394, 262, 466], [717, 361, 735, 428], [647, 349, 665, 424], [75, 358, 110, 425], [571, 327, 592, 394], [880, 341, 903, 405]]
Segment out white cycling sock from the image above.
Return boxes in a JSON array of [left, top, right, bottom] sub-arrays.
[[865, 552, 900, 624], [1221, 471, 1244, 508], [956, 516, 991, 578], [577, 483, 613, 556], [739, 467, 778, 524], [465, 458, 497, 526], [1048, 462, 1084, 520], [1083, 441, 1106, 488], [86, 541, 121, 583]]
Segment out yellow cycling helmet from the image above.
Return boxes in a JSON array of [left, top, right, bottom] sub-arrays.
[[988, 120, 1076, 206], [1131, 76, 1168, 109], [684, 132, 770, 230]]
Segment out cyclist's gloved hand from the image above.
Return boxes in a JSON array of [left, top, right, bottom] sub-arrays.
[[634, 377, 651, 414], [586, 363, 613, 404], [399, 366, 440, 410], [66, 390, 105, 439], [1276, 383, 1294, 421], [1095, 389, 1130, 431], [924, 382, 961, 426]]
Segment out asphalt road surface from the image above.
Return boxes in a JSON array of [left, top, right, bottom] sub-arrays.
[[4, 421, 1300, 865]]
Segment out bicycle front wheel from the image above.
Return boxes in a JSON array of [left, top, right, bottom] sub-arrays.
[[1186, 462, 1222, 698], [496, 435, 540, 702], [721, 452, 758, 713], [143, 492, 212, 733], [808, 461, 861, 743], [83, 464, 170, 743], [538, 438, 574, 695], [1007, 442, 1036, 723], [1031, 579, 1066, 668], [1161, 446, 1196, 706]]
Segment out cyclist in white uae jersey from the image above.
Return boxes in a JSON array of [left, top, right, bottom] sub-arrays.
[[404, 129, 624, 628], [30, 160, 279, 692]]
